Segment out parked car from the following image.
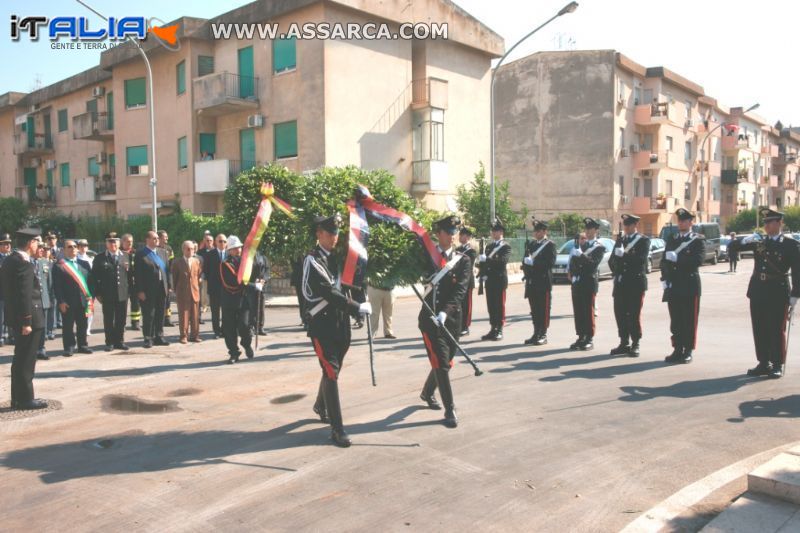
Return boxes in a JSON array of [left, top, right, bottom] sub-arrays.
[[551, 237, 615, 283], [719, 237, 731, 261], [659, 222, 721, 264], [734, 233, 762, 258], [648, 238, 665, 272]]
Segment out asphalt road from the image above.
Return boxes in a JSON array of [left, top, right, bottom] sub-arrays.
[[1, 259, 799, 532]]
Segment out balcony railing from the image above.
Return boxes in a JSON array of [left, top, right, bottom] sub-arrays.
[[762, 144, 779, 158], [411, 77, 448, 110], [722, 135, 753, 151], [15, 184, 55, 205], [634, 102, 674, 126], [412, 159, 448, 192], [193, 72, 260, 116], [72, 111, 114, 141], [195, 159, 262, 193], [721, 169, 751, 185], [631, 195, 677, 214], [13, 133, 54, 155]]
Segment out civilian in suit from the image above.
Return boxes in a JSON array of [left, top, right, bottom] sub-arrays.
[[135, 231, 171, 348], [157, 229, 175, 327], [171, 241, 203, 343], [203, 234, 227, 338], [35, 245, 54, 360], [197, 232, 214, 322], [53, 240, 93, 356], [91, 232, 130, 351]]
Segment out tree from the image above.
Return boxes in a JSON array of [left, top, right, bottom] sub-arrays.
[[0, 198, 29, 235], [725, 209, 756, 233], [456, 163, 527, 236], [548, 213, 587, 238]]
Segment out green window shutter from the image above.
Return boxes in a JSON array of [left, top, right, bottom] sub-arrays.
[[273, 37, 296, 73], [127, 145, 148, 167], [109, 153, 115, 170], [178, 136, 188, 169], [46, 168, 54, 187], [124, 78, 146, 108], [57, 109, 68, 132], [86, 99, 98, 114], [199, 133, 216, 156], [88, 157, 100, 177], [176, 61, 186, 95], [60, 163, 70, 186], [274, 121, 298, 159], [198, 55, 214, 77]]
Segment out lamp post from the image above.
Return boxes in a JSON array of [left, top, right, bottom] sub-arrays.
[[489, 1, 578, 226], [75, 0, 159, 231], [699, 103, 759, 224]]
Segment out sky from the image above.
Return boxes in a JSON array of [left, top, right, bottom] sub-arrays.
[[2, 0, 799, 125]]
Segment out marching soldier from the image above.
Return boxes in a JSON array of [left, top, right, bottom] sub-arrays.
[[661, 208, 705, 364], [608, 214, 650, 357], [522, 219, 557, 345], [418, 215, 470, 428], [135, 231, 171, 348], [91, 232, 131, 352], [219, 236, 254, 363], [739, 208, 800, 378], [53, 239, 93, 357], [303, 214, 371, 447], [478, 218, 511, 341], [456, 226, 477, 336], [244, 251, 269, 336], [157, 230, 175, 327], [568, 218, 606, 350], [121, 234, 141, 330]]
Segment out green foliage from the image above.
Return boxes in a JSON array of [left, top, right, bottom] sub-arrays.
[[30, 210, 77, 239], [725, 208, 757, 233], [0, 197, 29, 234], [548, 213, 587, 238], [456, 163, 527, 236]]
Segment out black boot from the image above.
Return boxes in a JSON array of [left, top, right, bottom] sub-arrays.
[[680, 349, 693, 364], [665, 347, 682, 364], [569, 336, 584, 350], [322, 377, 351, 447], [747, 362, 772, 376], [580, 337, 594, 350], [493, 329, 503, 341], [533, 333, 547, 345], [525, 329, 539, 345], [610, 338, 630, 355], [131, 320, 140, 331], [312, 378, 330, 423], [481, 328, 497, 341], [629, 341, 640, 357], [419, 370, 441, 410], [434, 368, 458, 428]]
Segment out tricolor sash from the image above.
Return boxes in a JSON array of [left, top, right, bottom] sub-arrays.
[[238, 182, 294, 284], [59, 259, 93, 317]]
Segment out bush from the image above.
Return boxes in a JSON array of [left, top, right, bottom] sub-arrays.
[[0, 197, 29, 234], [456, 163, 527, 236], [547, 213, 587, 238]]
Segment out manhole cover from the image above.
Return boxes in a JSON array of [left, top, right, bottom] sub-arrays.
[[101, 395, 181, 414], [0, 399, 62, 421]]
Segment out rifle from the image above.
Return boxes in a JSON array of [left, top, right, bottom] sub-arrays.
[[477, 237, 485, 295]]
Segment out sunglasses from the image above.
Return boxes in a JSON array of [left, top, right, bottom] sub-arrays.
[[217, 240, 227, 243], [66, 244, 77, 249]]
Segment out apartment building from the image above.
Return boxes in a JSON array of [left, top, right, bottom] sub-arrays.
[[2, 0, 503, 218], [494, 49, 798, 235]]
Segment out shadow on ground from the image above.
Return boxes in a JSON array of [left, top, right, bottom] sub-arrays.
[[619, 375, 756, 402]]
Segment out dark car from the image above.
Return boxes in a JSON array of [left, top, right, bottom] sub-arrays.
[[659, 222, 721, 264], [551, 238, 615, 283], [719, 237, 732, 261], [648, 238, 665, 272]]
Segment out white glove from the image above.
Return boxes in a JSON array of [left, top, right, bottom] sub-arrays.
[[791, 297, 799, 308], [570, 248, 582, 257], [254, 282, 264, 292], [614, 247, 624, 257], [358, 302, 372, 315], [662, 281, 670, 289], [437, 311, 448, 326], [480, 276, 488, 282], [478, 254, 487, 263], [523, 256, 534, 266], [665, 251, 678, 262]]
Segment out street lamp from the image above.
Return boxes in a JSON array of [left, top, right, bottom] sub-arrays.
[[489, 1, 578, 226], [698, 103, 758, 225]]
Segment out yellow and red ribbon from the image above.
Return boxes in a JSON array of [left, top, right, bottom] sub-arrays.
[[237, 182, 294, 284]]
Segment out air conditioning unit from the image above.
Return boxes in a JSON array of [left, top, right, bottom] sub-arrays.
[[630, 144, 640, 153], [620, 148, 629, 158], [96, 152, 106, 163], [92, 86, 105, 97], [247, 114, 264, 128], [30, 157, 41, 167], [45, 159, 57, 170]]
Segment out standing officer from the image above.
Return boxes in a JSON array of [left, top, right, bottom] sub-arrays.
[[739, 208, 800, 378], [608, 214, 650, 357], [120, 234, 141, 330], [456, 226, 477, 336], [661, 208, 705, 364], [568, 218, 606, 350], [34, 245, 54, 360], [728, 232, 740, 273], [522, 219, 557, 345], [135, 231, 171, 348], [53, 239, 93, 357], [0, 233, 11, 347], [418, 215, 470, 428], [157, 230, 175, 327], [91, 232, 130, 352], [246, 251, 269, 336], [303, 214, 371, 447], [1, 228, 47, 410], [220, 236, 254, 363], [478, 218, 511, 341]]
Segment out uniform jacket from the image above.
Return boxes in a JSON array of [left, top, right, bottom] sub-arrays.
[[134, 246, 170, 297], [121, 247, 136, 294], [36, 258, 55, 309], [0, 250, 44, 329], [219, 255, 245, 308], [418, 248, 470, 334], [53, 257, 93, 309], [456, 243, 477, 289], [522, 238, 557, 296], [302, 245, 359, 340], [660, 232, 705, 299], [91, 250, 130, 302], [740, 235, 800, 302], [171, 255, 202, 305], [482, 240, 511, 290], [569, 239, 606, 294], [0, 252, 9, 300], [608, 232, 650, 296]]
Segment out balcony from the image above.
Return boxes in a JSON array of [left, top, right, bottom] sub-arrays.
[[721, 135, 754, 152], [13, 133, 54, 155], [411, 77, 448, 110], [694, 160, 722, 176], [193, 72, 260, 116], [631, 195, 676, 214], [764, 174, 779, 188], [634, 102, 674, 127], [786, 180, 796, 190], [411, 160, 448, 193], [15, 185, 55, 206], [633, 150, 674, 170], [761, 144, 779, 158], [195, 159, 261, 193], [72, 111, 113, 141], [74, 176, 117, 202]]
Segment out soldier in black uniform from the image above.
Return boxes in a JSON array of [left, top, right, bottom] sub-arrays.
[[418, 215, 470, 428], [608, 214, 650, 357], [739, 208, 800, 378], [158, 230, 175, 327], [661, 208, 705, 364], [91, 232, 131, 352], [219, 236, 254, 364], [522, 219, 557, 345], [121, 233, 141, 330], [1, 228, 47, 410], [245, 252, 269, 336], [456, 226, 477, 336], [303, 214, 371, 447], [568, 218, 606, 350], [478, 218, 511, 341], [135, 231, 171, 349]]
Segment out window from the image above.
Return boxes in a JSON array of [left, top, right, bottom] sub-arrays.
[[57, 109, 68, 132], [176, 61, 186, 95], [274, 121, 298, 159], [713, 177, 720, 201], [618, 175, 624, 196], [126, 145, 148, 175], [634, 177, 641, 197], [198, 55, 214, 77], [59, 162, 70, 186], [88, 157, 100, 177], [412, 108, 444, 162], [618, 78, 624, 102], [665, 179, 673, 196], [273, 36, 297, 73], [643, 178, 653, 197], [199, 133, 216, 158], [178, 136, 188, 169], [124, 78, 146, 109], [685, 100, 692, 119], [641, 133, 653, 151], [619, 128, 625, 152], [684, 141, 692, 161], [666, 136, 674, 151]]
